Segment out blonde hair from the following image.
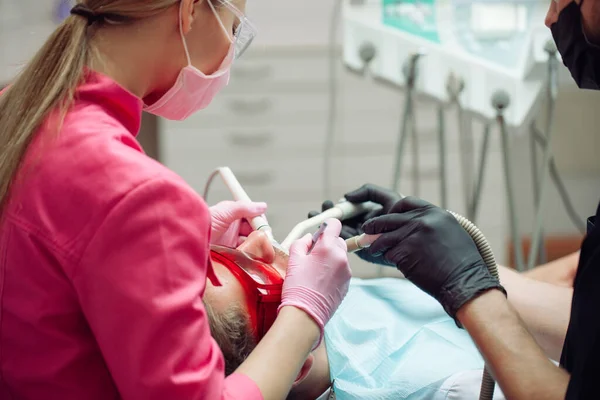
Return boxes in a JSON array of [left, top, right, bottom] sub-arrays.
[[0, 0, 179, 216], [203, 299, 257, 376]]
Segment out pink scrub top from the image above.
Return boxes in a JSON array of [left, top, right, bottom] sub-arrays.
[[0, 72, 262, 400]]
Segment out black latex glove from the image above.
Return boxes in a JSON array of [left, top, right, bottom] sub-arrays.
[[308, 184, 402, 265], [362, 196, 506, 323]]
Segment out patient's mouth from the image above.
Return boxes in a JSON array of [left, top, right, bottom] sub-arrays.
[[272, 248, 289, 278]]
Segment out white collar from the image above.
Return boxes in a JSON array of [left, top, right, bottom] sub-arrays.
[[315, 383, 334, 400], [315, 388, 331, 400]]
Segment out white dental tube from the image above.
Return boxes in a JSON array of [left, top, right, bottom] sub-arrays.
[[217, 167, 279, 247], [280, 201, 381, 251], [346, 233, 382, 253]]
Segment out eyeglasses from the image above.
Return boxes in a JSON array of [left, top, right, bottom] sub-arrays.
[[210, 245, 283, 341], [212, 0, 257, 59]]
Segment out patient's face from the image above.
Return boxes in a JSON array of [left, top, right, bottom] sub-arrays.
[[204, 231, 289, 316]]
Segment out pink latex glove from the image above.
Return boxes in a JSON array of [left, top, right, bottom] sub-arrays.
[[209, 200, 268, 248], [278, 218, 351, 349]]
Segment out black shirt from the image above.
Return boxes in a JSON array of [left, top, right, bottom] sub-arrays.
[[560, 200, 600, 399]]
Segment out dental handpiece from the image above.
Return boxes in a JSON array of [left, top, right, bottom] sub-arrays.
[[218, 167, 281, 247], [346, 233, 382, 253]]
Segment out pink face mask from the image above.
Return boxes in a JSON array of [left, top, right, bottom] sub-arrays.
[[143, 1, 235, 121]]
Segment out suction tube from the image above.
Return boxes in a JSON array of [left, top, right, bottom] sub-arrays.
[[280, 201, 381, 251], [216, 167, 281, 249], [346, 233, 381, 253]]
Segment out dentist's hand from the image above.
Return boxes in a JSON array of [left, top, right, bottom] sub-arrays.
[[362, 197, 505, 323], [279, 218, 351, 348], [308, 184, 402, 265], [209, 200, 267, 248]]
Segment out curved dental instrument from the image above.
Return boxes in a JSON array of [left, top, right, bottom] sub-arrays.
[[307, 223, 328, 255]]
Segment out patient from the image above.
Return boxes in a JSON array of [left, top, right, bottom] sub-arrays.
[[522, 251, 579, 288], [204, 231, 502, 400]]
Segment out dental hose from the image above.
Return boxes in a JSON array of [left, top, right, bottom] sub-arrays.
[[347, 210, 499, 400], [447, 211, 497, 400]]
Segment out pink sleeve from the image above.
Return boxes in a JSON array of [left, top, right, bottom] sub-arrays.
[[223, 374, 264, 399], [71, 178, 263, 400]]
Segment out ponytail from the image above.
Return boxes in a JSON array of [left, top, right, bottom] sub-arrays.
[[0, 15, 90, 215], [0, 0, 181, 217]]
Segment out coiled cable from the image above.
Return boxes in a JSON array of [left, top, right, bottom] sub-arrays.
[[448, 210, 498, 400]]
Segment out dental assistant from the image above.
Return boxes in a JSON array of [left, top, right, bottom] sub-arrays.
[[318, 1, 600, 398], [0, 1, 352, 399]]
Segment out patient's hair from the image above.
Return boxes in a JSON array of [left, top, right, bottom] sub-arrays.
[[204, 300, 304, 400], [203, 300, 257, 376]]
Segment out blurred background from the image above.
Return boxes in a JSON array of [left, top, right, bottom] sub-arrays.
[[1, 0, 599, 277]]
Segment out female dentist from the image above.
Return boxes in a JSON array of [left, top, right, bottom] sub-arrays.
[[0, 1, 351, 400]]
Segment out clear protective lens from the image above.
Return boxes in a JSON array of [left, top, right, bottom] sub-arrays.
[[233, 17, 256, 59], [214, 0, 256, 59]]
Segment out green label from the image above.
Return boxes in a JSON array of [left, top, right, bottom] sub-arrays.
[[383, 0, 441, 43]]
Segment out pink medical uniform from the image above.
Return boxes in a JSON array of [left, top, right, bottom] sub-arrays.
[[0, 72, 262, 400]]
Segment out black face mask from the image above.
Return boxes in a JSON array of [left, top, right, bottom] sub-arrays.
[[551, 0, 600, 90]]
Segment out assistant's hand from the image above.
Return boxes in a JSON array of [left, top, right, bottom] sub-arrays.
[[363, 197, 505, 322], [209, 200, 267, 247], [545, 0, 576, 27], [308, 184, 402, 265], [279, 218, 351, 348]]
